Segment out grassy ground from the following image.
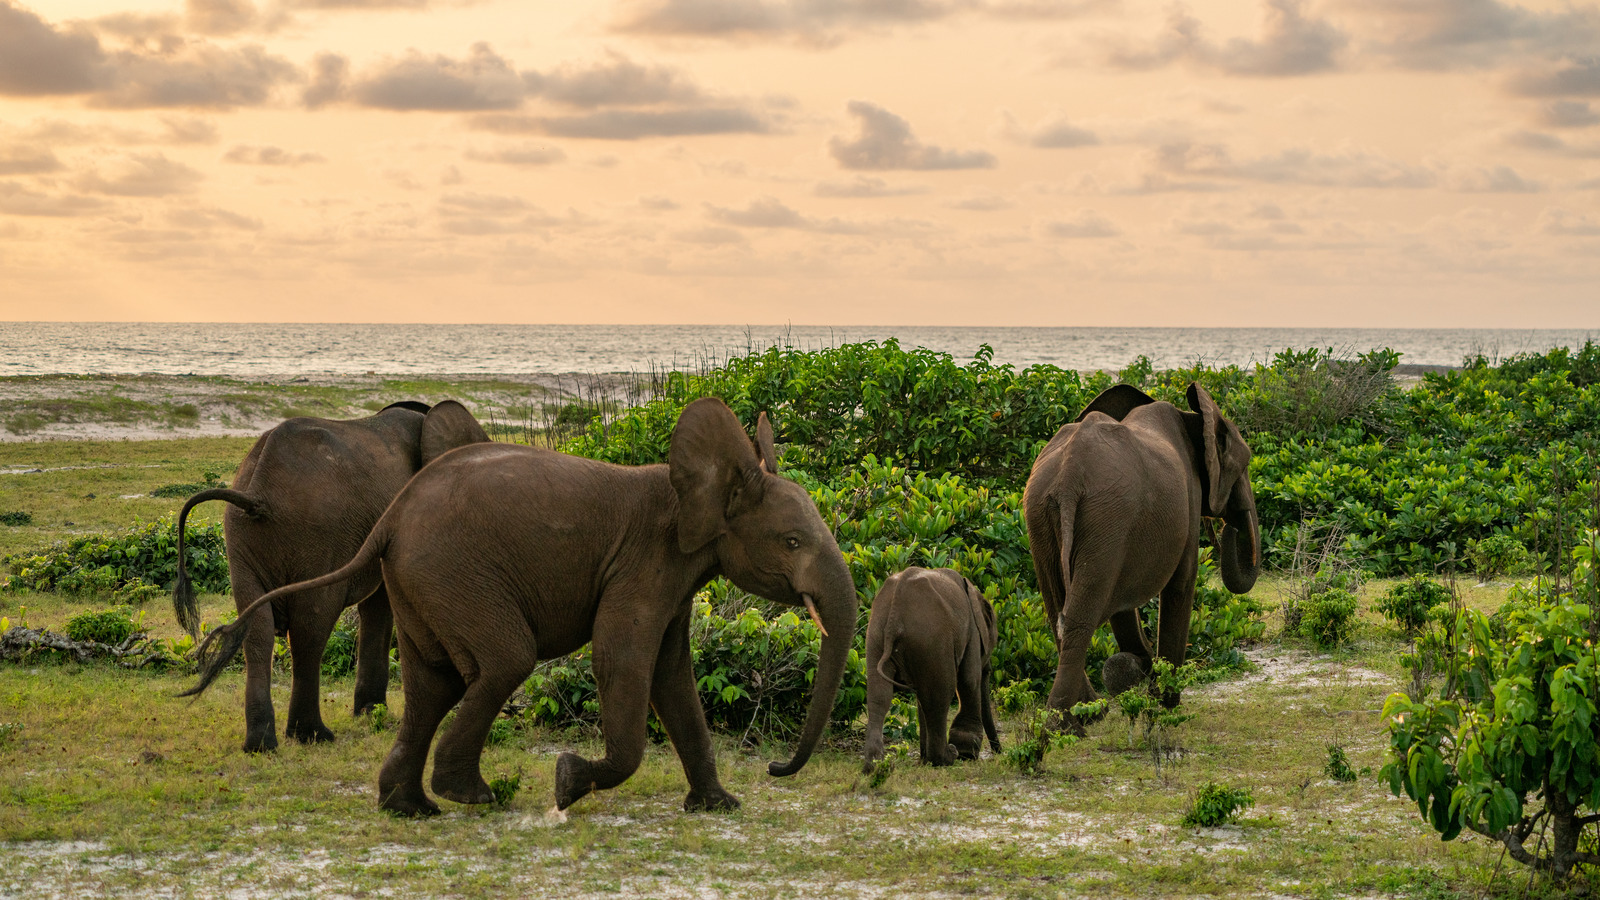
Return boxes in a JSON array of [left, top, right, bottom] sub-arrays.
[[0, 438, 1537, 898]]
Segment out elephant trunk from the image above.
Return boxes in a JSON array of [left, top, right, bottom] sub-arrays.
[[1217, 480, 1260, 595], [768, 564, 858, 778]]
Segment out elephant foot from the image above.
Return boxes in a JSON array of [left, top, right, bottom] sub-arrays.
[[353, 698, 386, 718], [286, 722, 335, 744], [950, 731, 982, 760], [432, 770, 494, 806], [989, 738, 1003, 754], [684, 787, 741, 812], [242, 729, 278, 753], [1102, 652, 1152, 697], [379, 785, 440, 818], [923, 746, 957, 767], [554, 752, 596, 811]]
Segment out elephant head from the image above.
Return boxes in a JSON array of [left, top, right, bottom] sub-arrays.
[[669, 398, 858, 778], [1185, 384, 1259, 594]]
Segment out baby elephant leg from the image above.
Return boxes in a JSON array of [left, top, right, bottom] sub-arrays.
[[948, 644, 987, 760]]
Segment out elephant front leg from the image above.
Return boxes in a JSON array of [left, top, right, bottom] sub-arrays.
[[352, 587, 395, 717], [555, 609, 656, 811], [1154, 559, 1198, 710], [648, 612, 739, 812]]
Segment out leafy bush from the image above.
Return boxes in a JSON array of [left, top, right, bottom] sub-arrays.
[[1382, 530, 1600, 876], [1181, 782, 1255, 827], [0, 512, 32, 527], [1002, 707, 1078, 775], [2, 517, 229, 599], [488, 770, 521, 805], [1324, 744, 1358, 783], [1375, 576, 1453, 634], [63, 607, 141, 645], [321, 610, 358, 679], [1296, 589, 1359, 650], [1467, 533, 1528, 581]]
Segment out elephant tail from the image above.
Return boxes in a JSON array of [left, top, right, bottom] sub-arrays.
[[179, 518, 390, 700], [172, 488, 264, 641], [875, 626, 910, 690]]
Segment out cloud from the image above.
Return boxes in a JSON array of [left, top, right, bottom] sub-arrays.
[[439, 191, 530, 214], [1507, 57, 1600, 98], [0, 181, 109, 216], [612, 0, 958, 44], [1536, 100, 1600, 128], [639, 194, 680, 210], [350, 43, 530, 111], [303, 52, 348, 108], [1154, 140, 1437, 187], [0, 145, 63, 175], [470, 108, 770, 139], [672, 225, 745, 243], [829, 101, 996, 170], [167, 205, 263, 229], [1446, 165, 1542, 193], [1338, 0, 1600, 71], [705, 196, 868, 233], [1539, 207, 1600, 235], [78, 153, 204, 196], [531, 53, 704, 108], [223, 144, 326, 166], [1101, 0, 1345, 77], [946, 190, 1012, 210], [9, 115, 218, 146], [999, 111, 1099, 148], [0, 2, 109, 95], [1506, 130, 1600, 158], [812, 175, 926, 197], [1040, 210, 1118, 237], [95, 44, 298, 109], [186, 0, 265, 36], [464, 143, 568, 165]]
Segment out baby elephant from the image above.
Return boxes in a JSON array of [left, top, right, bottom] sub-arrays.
[[863, 567, 1001, 771]]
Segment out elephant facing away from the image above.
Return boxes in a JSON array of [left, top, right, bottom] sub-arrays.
[[1023, 383, 1260, 731], [172, 400, 490, 752], [184, 398, 859, 817], [862, 567, 1000, 772]]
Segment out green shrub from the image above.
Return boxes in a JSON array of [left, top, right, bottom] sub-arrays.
[[0, 512, 32, 527], [1383, 529, 1600, 876], [1181, 782, 1255, 827], [63, 607, 140, 645], [1375, 576, 1453, 634], [1466, 533, 1529, 581], [488, 770, 521, 805], [1002, 707, 1078, 775], [321, 610, 358, 678], [1296, 589, 1359, 650], [2, 518, 229, 598], [1324, 744, 1358, 783], [486, 715, 517, 747]]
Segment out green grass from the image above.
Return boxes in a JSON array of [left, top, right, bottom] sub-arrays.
[[0, 438, 257, 558]]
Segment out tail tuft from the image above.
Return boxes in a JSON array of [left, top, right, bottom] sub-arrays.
[[178, 617, 252, 699]]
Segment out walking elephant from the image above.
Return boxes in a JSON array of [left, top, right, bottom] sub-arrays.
[[862, 567, 1000, 772], [183, 398, 858, 816], [173, 400, 489, 752], [1023, 383, 1260, 731]]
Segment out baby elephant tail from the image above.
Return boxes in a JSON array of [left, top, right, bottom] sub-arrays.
[[875, 629, 910, 690]]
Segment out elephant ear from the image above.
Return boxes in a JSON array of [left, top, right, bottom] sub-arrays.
[[755, 412, 778, 474], [421, 400, 491, 466], [671, 398, 764, 554], [1075, 384, 1157, 423], [1186, 383, 1228, 517]]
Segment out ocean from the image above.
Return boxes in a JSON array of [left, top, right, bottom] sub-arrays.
[[0, 322, 1595, 376]]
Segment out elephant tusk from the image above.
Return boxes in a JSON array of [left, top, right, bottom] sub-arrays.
[[802, 594, 829, 638]]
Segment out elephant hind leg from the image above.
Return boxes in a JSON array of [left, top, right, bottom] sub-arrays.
[[430, 638, 538, 806], [916, 682, 957, 767], [283, 590, 342, 744], [352, 586, 394, 717], [233, 568, 278, 753], [948, 646, 986, 761], [379, 632, 465, 817]]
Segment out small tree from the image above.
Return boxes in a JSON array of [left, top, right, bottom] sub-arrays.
[[1382, 529, 1600, 877]]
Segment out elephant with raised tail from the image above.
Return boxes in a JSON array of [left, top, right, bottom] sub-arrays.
[[172, 400, 489, 752], [1023, 383, 1260, 731], [182, 398, 858, 816]]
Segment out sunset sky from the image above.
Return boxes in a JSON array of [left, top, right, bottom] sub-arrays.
[[1, 0, 1598, 326]]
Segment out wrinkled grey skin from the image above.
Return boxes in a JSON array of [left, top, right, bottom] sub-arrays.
[[1022, 383, 1260, 732], [172, 400, 489, 752], [184, 399, 858, 817], [862, 567, 1000, 771]]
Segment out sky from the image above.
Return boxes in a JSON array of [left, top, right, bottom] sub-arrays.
[[0, 0, 1598, 326]]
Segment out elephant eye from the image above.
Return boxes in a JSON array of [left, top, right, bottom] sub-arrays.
[[784, 536, 801, 550]]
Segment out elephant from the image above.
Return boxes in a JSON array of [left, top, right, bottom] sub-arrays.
[[862, 567, 1000, 772], [182, 398, 858, 816], [172, 400, 490, 752], [1022, 383, 1260, 731]]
